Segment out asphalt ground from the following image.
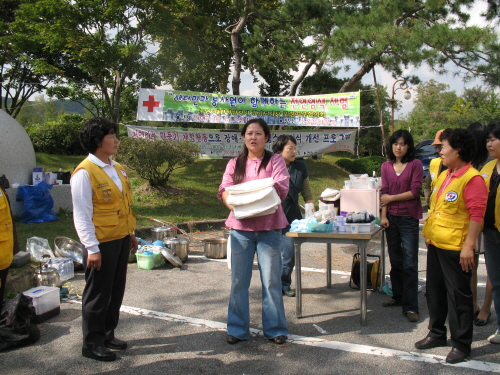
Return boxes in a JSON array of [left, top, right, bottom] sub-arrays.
[[1, 226, 499, 375]]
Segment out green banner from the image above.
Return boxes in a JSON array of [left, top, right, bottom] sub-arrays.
[[137, 89, 361, 127]]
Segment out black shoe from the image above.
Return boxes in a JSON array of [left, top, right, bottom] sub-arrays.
[[82, 347, 117, 362], [445, 348, 469, 364], [270, 335, 287, 345], [382, 299, 401, 307], [104, 338, 128, 350], [283, 289, 295, 297], [226, 335, 243, 344], [474, 312, 491, 326], [414, 336, 447, 350]]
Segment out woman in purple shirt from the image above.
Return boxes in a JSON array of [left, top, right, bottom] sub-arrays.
[[218, 118, 289, 345], [380, 129, 423, 322]]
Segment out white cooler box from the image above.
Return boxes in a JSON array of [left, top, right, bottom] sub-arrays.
[[23, 286, 60, 323]]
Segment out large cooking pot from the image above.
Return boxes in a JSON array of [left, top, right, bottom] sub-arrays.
[[164, 237, 189, 263], [151, 226, 177, 241], [204, 238, 227, 259], [33, 263, 61, 288]]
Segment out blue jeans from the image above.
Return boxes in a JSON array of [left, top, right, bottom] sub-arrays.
[[281, 229, 295, 293], [228, 229, 288, 340], [385, 214, 419, 314], [483, 228, 500, 332]]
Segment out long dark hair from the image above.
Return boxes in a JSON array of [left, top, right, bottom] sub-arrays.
[[466, 122, 488, 169], [386, 129, 416, 163], [233, 118, 272, 184]]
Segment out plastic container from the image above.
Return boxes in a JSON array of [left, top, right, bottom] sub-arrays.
[[23, 286, 60, 323], [307, 221, 334, 233], [46, 257, 74, 282], [136, 252, 165, 270]]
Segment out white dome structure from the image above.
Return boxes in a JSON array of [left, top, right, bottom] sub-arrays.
[[0, 109, 36, 185]]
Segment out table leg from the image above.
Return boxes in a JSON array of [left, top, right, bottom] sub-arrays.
[[360, 242, 368, 326], [295, 240, 302, 318], [327, 243, 332, 288], [381, 229, 386, 288]]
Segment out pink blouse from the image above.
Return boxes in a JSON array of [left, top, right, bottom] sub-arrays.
[[218, 153, 290, 231]]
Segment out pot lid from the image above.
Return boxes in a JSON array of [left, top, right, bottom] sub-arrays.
[[160, 247, 183, 267], [151, 226, 176, 232]]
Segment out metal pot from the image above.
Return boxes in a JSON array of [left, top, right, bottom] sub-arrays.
[[33, 263, 61, 288], [164, 237, 189, 263], [204, 238, 227, 259], [151, 226, 177, 241]]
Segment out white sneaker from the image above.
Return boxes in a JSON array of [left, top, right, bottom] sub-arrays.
[[487, 332, 500, 344]]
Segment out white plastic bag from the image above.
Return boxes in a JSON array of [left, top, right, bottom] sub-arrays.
[[26, 237, 55, 262]]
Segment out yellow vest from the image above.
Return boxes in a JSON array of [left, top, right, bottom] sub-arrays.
[[480, 159, 500, 231], [73, 158, 136, 243], [429, 157, 443, 181], [0, 189, 14, 270], [423, 166, 480, 250]]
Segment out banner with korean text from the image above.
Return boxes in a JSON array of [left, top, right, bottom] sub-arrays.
[[137, 89, 360, 127], [126, 126, 357, 159]]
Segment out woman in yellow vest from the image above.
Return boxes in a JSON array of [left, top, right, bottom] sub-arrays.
[[415, 128, 487, 364], [71, 117, 137, 362], [480, 120, 500, 344], [0, 186, 19, 310]]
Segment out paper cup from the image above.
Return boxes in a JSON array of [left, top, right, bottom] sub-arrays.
[[350, 224, 359, 234]]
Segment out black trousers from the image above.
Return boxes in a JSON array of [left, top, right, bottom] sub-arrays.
[[426, 244, 473, 354], [0, 267, 8, 310], [82, 236, 130, 349]]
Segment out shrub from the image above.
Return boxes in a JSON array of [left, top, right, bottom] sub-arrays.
[[117, 137, 201, 187], [26, 114, 86, 155], [336, 156, 386, 176]]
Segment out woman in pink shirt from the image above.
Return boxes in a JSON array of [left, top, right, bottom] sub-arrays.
[[218, 118, 289, 345]]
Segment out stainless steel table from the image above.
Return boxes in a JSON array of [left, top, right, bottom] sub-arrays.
[[286, 226, 385, 326]]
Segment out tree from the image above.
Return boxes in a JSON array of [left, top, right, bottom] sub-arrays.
[[13, 0, 161, 123], [299, 70, 391, 156], [117, 137, 201, 187], [0, 0, 81, 118], [400, 80, 500, 142], [317, 0, 500, 93]]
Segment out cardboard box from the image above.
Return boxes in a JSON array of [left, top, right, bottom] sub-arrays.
[[23, 286, 60, 323], [44, 172, 57, 185]]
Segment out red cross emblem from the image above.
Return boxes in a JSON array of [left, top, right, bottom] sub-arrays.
[[143, 95, 160, 112]]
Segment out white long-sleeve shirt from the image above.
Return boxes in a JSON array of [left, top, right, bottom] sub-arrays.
[[71, 154, 123, 254]]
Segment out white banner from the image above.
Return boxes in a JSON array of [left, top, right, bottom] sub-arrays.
[[126, 126, 357, 159]]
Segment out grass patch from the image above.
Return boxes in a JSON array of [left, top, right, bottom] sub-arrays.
[[15, 152, 352, 245]]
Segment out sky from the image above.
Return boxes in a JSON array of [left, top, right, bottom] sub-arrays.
[[236, 0, 495, 120]]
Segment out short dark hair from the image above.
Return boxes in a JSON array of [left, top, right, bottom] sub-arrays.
[[272, 134, 297, 154], [440, 128, 476, 163], [486, 120, 500, 140], [386, 129, 416, 163], [79, 117, 118, 154]]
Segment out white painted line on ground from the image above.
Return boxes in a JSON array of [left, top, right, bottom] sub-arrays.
[[66, 300, 500, 373], [189, 255, 488, 286]]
